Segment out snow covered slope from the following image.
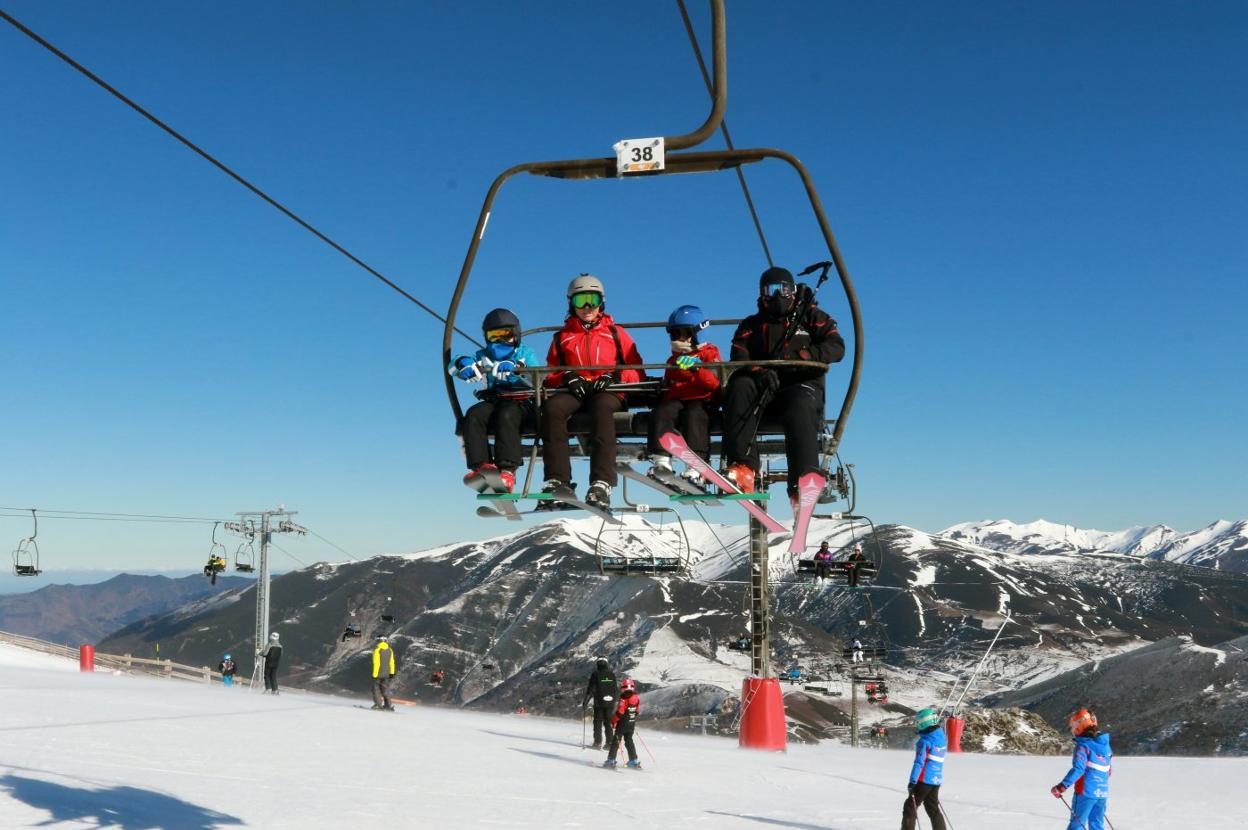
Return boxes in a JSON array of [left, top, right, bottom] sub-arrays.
[[1, 648, 1244, 829]]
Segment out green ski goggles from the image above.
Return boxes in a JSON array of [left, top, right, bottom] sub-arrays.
[[570, 291, 603, 309]]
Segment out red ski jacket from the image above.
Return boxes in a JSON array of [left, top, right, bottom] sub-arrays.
[[611, 691, 641, 730], [543, 313, 644, 388], [661, 342, 723, 402]]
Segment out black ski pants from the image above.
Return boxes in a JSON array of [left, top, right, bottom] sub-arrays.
[[541, 392, 625, 486], [902, 783, 946, 830], [723, 374, 823, 486], [592, 704, 615, 747], [608, 725, 637, 763], [372, 676, 392, 708], [647, 398, 712, 461], [264, 664, 279, 693], [461, 399, 533, 471]]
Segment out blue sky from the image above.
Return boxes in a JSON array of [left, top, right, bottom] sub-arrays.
[[2, 1, 1245, 584]]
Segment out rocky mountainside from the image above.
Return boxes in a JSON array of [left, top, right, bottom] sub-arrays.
[[984, 633, 1248, 756], [942, 518, 1248, 573], [0, 572, 250, 645], [94, 516, 1248, 753]]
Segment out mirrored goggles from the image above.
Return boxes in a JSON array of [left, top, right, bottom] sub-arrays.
[[762, 282, 796, 298], [570, 291, 603, 309], [484, 327, 516, 343]]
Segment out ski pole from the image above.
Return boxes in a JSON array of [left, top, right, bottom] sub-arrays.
[[637, 731, 657, 766], [1059, 794, 1090, 830], [581, 702, 588, 749], [909, 794, 923, 830], [937, 801, 955, 830]]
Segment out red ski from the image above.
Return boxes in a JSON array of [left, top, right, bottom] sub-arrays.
[[658, 432, 786, 534], [788, 471, 825, 554]]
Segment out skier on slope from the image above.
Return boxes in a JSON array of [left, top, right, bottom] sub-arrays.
[[646, 304, 722, 485], [582, 656, 619, 750], [902, 707, 947, 830], [721, 267, 844, 506], [604, 678, 642, 769], [370, 636, 397, 711], [537, 275, 645, 511], [217, 653, 237, 687], [449, 308, 540, 494], [1051, 708, 1113, 830], [260, 632, 283, 695]]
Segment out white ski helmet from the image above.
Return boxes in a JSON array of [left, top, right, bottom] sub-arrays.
[[270, 632, 280, 641], [567, 273, 605, 298]]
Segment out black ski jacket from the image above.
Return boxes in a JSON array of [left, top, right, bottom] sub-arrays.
[[730, 303, 845, 389], [261, 644, 282, 668], [217, 659, 236, 677], [584, 668, 618, 708]]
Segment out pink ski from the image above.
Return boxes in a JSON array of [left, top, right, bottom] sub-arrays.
[[659, 432, 786, 534], [788, 472, 825, 553]]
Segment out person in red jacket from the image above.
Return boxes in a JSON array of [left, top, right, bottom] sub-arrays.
[[538, 274, 645, 510], [647, 304, 721, 486], [604, 678, 642, 769]]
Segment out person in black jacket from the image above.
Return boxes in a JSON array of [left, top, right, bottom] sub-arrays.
[[260, 632, 283, 694], [582, 657, 618, 750], [722, 267, 846, 501]]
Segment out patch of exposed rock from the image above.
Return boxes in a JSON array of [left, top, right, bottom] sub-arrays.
[[958, 707, 1066, 755]]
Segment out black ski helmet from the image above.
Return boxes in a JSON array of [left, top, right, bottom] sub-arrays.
[[759, 267, 797, 318], [482, 308, 521, 343], [758, 267, 794, 294]]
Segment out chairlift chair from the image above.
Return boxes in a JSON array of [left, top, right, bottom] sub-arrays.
[[594, 507, 690, 576], [233, 539, 255, 573], [442, 0, 863, 525], [11, 509, 41, 577]]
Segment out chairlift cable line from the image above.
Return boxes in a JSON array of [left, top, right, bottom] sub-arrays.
[[0, 506, 223, 523], [0, 8, 482, 347], [674, 0, 773, 268]]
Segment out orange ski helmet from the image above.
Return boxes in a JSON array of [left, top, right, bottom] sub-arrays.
[[1067, 708, 1097, 736]]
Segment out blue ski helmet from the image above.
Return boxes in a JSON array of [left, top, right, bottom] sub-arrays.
[[914, 707, 940, 731], [666, 305, 710, 344], [223, 653, 231, 660]]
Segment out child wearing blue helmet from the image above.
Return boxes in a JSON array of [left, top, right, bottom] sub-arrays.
[[217, 653, 237, 687], [647, 305, 722, 484], [903, 707, 947, 830]]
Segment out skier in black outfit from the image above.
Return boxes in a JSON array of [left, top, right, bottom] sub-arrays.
[[582, 657, 618, 750], [260, 632, 283, 694], [722, 267, 845, 503]]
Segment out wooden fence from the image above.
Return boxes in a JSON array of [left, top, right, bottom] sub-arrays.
[[0, 629, 253, 688]]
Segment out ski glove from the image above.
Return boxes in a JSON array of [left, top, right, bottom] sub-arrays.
[[675, 355, 702, 370], [907, 783, 916, 796], [451, 357, 482, 382], [1050, 784, 1066, 798], [565, 375, 590, 400], [754, 367, 780, 398], [590, 373, 615, 393], [491, 359, 520, 379]]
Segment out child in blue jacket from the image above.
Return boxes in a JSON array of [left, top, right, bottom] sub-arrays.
[[448, 308, 539, 493], [902, 708, 947, 830], [1051, 708, 1113, 830]]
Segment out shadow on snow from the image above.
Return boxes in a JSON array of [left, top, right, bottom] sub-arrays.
[[0, 774, 243, 830]]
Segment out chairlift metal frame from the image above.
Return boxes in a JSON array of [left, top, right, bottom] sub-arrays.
[[12, 508, 41, 577], [594, 503, 690, 576]]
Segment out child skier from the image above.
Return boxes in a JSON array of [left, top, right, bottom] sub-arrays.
[[448, 308, 539, 493], [605, 678, 642, 769], [217, 653, 236, 686], [647, 304, 722, 485], [1051, 708, 1112, 830], [902, 707, 947, 830]]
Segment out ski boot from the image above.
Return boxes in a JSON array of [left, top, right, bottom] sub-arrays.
[[602, 759, 617, 768], [625, 759, 642, 769], [534, 480, 572, 511], [725, 463, 755, 494], [648, 454, 673, 479], [371, 703, 383, 710], [586, 480, 612, 510]]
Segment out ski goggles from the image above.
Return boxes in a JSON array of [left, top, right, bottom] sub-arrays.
[[570, 291, 603, 309], [667, 326, 697, 340], [484, 327, 517, 343], [762, 282, 796, 297]]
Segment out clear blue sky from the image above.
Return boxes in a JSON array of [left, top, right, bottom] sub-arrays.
[[2, 1, 1245, 582]]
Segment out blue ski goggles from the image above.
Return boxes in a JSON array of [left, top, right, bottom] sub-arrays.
[[762, 282, 795, 298]]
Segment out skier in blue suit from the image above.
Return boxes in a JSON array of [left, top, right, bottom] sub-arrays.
[[902, 707, 947, 830], [1051, 708, 1113, 830], [449, 308, 540, 493]]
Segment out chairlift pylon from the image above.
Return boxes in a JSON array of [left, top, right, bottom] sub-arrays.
[[12, 508, 42, 577]]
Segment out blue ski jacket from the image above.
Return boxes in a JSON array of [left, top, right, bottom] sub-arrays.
[[448, 342, 539, 393], [1060, 733, 1112, 798], [909, 726, 946, 786]]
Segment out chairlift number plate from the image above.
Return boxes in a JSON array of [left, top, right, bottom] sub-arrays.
[[613, 137, 665, 174]]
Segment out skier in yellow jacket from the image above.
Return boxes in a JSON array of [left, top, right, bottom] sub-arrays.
[[371, 636, 397, 711]]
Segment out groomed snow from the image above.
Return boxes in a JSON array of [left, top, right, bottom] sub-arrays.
[[1, 648, 1244, 828]]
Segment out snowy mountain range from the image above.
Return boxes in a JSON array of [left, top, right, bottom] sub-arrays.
[[941, 518, 1248, 572], [93, 515, 1248, 753]]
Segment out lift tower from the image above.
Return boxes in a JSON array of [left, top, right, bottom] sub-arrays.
[[226, 507, 306, 689]]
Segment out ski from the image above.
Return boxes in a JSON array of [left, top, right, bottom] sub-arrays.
[[476, 492, 560, 520], [354, 705, 397, 712], [469, 468, 521, 521], [552, 485, 623, 525], [658, 432, 786, 533], [788, 471, 825, 554], [615, 463, 683, 499], [616, 462, 718, 505], [650, 466, 720, 503]]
